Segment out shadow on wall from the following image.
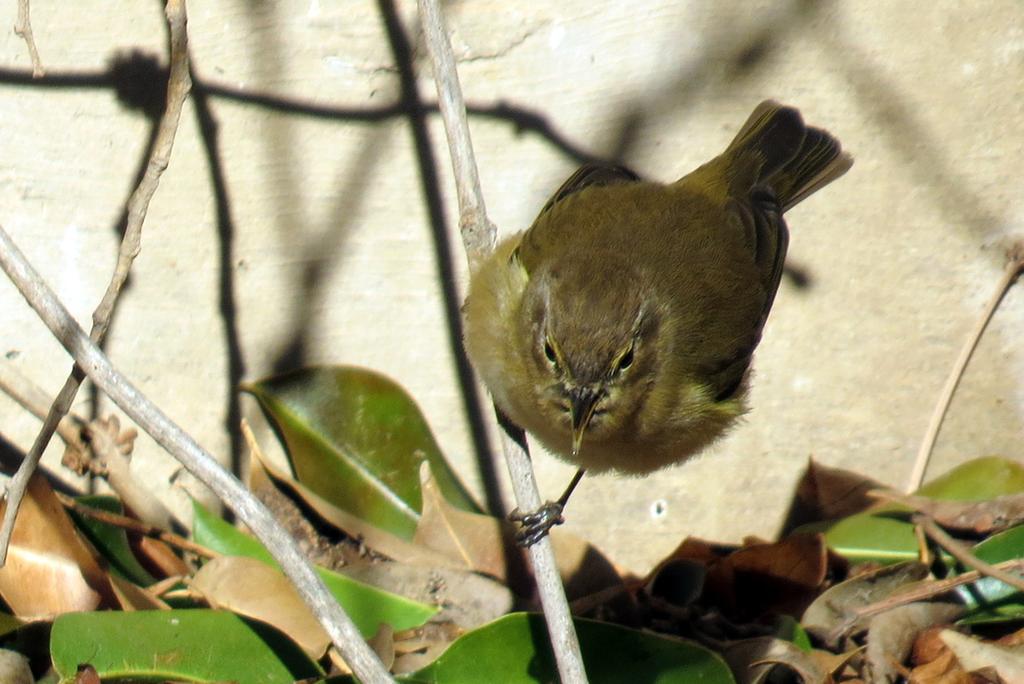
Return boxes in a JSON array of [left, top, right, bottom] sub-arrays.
[[0, 0, 1017, 516]]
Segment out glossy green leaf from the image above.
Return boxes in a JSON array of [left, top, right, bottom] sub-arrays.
[[823, 457, 1024, 564], [917, 456, 1024, 499], [192, 501, 437, 636], [403, 613, 733, 683], [821, 511, 920, 563], [245, 366, 480, 540], [66, 495, 157, 587], [956, 524, 1024, 623], [51, 609, 320, 683]]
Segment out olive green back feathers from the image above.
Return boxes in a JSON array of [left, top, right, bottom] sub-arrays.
[[462, 101, 850, 474]]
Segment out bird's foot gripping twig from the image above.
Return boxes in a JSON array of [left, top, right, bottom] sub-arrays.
[[509, 501, 565, 547]]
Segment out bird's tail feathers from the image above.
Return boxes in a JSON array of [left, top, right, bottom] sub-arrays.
[[726, 100, 852, 210]]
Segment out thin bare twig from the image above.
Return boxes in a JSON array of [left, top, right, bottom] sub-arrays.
[[915, 514, 1024, 593], [86, 415, 175, 530], [0, 0, 194, 564], [416, 2, 587, 682], [55, 491, 216, 559], [14, 0, 44, 77], [849, 558, 1024, 625], [0, 360, 88, 456], [906, 244, 1024, 492], [0, 363, 177, 529], [0, 224, 392, 682]]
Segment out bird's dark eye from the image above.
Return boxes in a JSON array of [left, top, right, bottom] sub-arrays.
[[543, 338, 557, 364], [616, 345, 635, 372]]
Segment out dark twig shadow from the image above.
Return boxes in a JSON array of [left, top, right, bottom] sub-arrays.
[[376, 0, 503, 516]]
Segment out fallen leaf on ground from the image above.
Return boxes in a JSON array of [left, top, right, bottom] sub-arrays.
[[192, 555, 329, 659], [130, 535, 191, 577], [802, 561, 930, 648], [909, 627, 973, 684], [413, 462, 626, 601], [781, 459, 886, 534], [0, 474, 113, 617], [865, 602, 962, 683], [649, 534, 831, 621], [722, 636, 827, 684], [940, 629, 1024, 681], [413, 462, 512, 581], [872, 489, 1024, 535], [392, 621, 463, 674], [108, 574, 169, 611]]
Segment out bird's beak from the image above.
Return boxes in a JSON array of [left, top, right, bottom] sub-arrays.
[[568, 387, 601, 459]]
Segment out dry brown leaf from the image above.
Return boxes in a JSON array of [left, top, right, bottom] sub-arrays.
[[661, 534, 829, 620], [73, 664, 101, 684], [130, 535, 191, 577], [865, 603, 963, 683], [413, 463, 627, 600], [909, 648, 973, 684], [367, 623, 395, 671], [808, 647, 863, 682], [0, 473, 113, 618], [247, 440, 457, 568], [392, 622, 463, 674], [781, 459, 886, 534], [413, 462, 511, 581], [725, 533, 829, 617], [729, 534, 828, 587], [651, 537, 727, 569], [941, 629, 1024, 682], [108, 574, 169, 611], [722, 636, 828, 684], [802, 561, 930, 648], [872, 489, 1024, 535], [192, 555, 330, 659]]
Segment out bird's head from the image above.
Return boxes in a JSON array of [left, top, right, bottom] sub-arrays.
[[518, 255, 665, 458]]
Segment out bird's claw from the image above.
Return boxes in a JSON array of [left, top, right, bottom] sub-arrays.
[[509, 501, 565, 547]]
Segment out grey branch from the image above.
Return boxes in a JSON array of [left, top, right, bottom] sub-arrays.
[[0, 223, 393, 682], [417, 1, 588, 682], [14, 0, 44, 77], [0, 0, 194, 564]]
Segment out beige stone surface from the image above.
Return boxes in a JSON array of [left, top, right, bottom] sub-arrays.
[[0, 1, 1022, 572]]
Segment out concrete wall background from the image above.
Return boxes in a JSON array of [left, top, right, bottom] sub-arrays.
[[1, 1, 1021, 572]]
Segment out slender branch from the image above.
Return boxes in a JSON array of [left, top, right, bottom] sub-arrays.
[[86, 415, 175, 530], [0, 224, 392, 682], [14, 0, 44, 77], [416, 3, 495, 269], [416, 2, 587, 682], [55, 491, 216, 559], [0, 363, 177, 529], [0, 0, 194, 564], [848, 558, 1024, 625], [915, 515, 1024, 593], [0, 360, 88, 456], [906, 245, 1024, 492]]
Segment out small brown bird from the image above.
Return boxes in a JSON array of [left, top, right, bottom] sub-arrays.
[[463, 101, 851, 544]]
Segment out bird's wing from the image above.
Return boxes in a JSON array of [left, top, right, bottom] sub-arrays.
[[537, 163, 641, 215], [706, 102, 849, 401], [515, 163, 642, 273]]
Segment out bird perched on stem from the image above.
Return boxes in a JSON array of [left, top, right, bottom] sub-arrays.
[[463, 101, 852, 545]]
